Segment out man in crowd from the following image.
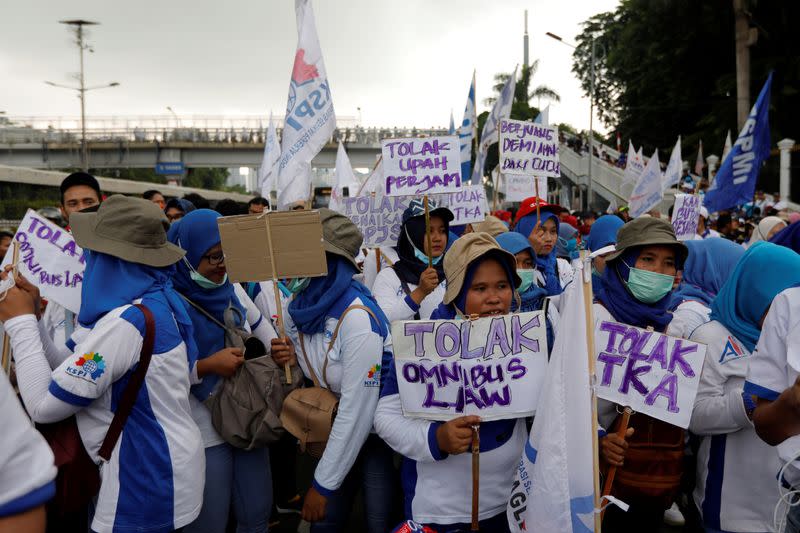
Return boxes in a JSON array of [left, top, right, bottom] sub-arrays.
[[143, 189, 166, 210], [59, 172, 101, 225], [248, 196, 270, 214]]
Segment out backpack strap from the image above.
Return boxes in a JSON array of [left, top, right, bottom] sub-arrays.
[[322, 305, 378, 387], [298, 333, 322, 388], [179, 293, 227, 330], [393, 268, 421, 320], [97, 303, 155, 462]]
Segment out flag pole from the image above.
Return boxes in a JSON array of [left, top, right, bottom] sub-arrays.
[[471, 426, 480, 531], [600, 406, 632, 521], [423, 195, 432, 267], [263, 214, 292, 384], [581, 251, 603, 533], [1, 240, 21, 375]]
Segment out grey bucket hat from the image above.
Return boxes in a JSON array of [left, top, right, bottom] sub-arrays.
[[70, 194, 185, 267], [443, 232, 521, 305], [318, 208, 363, 270], [604, 217, 688, 265]]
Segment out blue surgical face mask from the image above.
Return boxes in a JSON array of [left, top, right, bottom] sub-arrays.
[[517, 269, 535, 293], [406, 226, 443, 265], [190, 269, 228, 289], [184, 256, 227, 289], [286, 277, 310, 294], [622, 262, 675, 304]]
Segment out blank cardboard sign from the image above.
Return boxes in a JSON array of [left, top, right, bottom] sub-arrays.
[[217, 211, 327, 282]]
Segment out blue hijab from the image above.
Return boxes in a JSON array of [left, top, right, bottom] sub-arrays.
[[669, 238, 745, 309], [495, 232, 549, 313], [514, 211, 563, 295], [710, 241, 800, 352], [769, 221, 800, 254], [556, 223, 579, 261], [586, 215, 625, 254], [289, 254, 389, 337], [77, 251, 199, 366], [594, 247, 674, 331]]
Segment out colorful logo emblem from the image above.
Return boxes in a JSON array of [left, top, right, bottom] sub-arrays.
[[291, 49, 319, 87], [68, 352, 106, 381], [364, 364, 381, 387], [719, 337, 746, 364]]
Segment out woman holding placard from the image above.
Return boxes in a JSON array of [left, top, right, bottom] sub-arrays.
[[168, 209, 293, 533], [667, 238, 744, 340], [284, 209, 396, 532], [512, 197, 573, 299], [592, 217, 689, 531], [372, 199, 453, 322], [375, 232, 525, 532], [689, 242, 800, 533]]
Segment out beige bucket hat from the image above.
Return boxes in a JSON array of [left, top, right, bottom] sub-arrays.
[[442, 232, 521, 305], [318, 208, 363, 270]]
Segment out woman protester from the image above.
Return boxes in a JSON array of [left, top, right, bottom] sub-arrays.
[[688, 242, 800, 533], [285, 209, 395, 532], [512, 197, 573, 298], [372, 199, 453, 321], [0, 195, 205, 533], [593, 217, 689, 531], [376, 232, 525, 532], [168, 208, 293, 533], [667, 238, 745, 339], [745, 215, 786, 248], [585, 214, 625, 290]]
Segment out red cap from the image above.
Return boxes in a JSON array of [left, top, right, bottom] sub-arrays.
[[514, 196, 564, 222]]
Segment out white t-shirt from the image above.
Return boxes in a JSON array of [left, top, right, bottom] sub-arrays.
[[284, 294, 389, 495], [6, 301, 205, 533], [690, 320, 780, 532], [372, 267, 445, 322], [745, 287, 800, 487], [667, 300, 711, 339], [0, 370, 56, 517], [362, 247, 400, 291]]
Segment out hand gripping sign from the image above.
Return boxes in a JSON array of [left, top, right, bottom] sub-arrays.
[[391, 311, 548, 421], [594, 320, 707, 429]]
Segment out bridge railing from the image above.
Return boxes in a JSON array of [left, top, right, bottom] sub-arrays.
[[0, 116, 448, 146]]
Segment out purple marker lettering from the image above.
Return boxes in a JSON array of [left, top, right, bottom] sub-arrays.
[[618, 327, 639, 355], [423, 383, 449, 409], [460, 321, 484, 359], [507, 357, 527, 379], [600, 322, 628, 353], [598, 352, 625, 386], [434, 322, 460, 357], [27, 217, 42, 234], [512, 314, 541, 354], [669, 340, 698, 378], [647, 335, 669, 369], [619, 357, 651, 395], [439, 362, 460, 387], [485, 317, 511, 357], [405, 322, 434, 357], [463, 388, 485, 410], [645, 373, 679, 412], [402, 363, 420, 383], [479, 385, 511, 408]]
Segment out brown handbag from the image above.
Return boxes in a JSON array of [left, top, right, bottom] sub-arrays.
[[280, 305, 378, 458]]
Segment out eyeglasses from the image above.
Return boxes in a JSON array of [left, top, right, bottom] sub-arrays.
[[202, 251, 225, 266]]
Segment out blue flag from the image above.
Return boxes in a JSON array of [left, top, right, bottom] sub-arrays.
[[704, 72, 772, 213], [458, 71, 477, 182]]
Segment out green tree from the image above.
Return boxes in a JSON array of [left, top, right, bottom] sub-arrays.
[[572, 0, 800, 165], [182, 168, 230, 190]]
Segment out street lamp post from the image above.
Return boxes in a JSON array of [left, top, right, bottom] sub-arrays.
[[44, 20, 119, 172], [546, 31, 603, 211]]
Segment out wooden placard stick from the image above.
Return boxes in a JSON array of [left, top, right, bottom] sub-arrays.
[[534, 178, 542, 220], [375, 248, 382, 274], [423, 195, 432, 268], [471, 425, 480, 531], [263, 215, 292, 384], [600, 406, 633, 521]]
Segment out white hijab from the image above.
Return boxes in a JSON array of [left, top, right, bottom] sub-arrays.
[[747, 216, 786, 247]]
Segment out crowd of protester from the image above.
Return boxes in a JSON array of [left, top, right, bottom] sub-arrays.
[[2, 169, 800, 533]]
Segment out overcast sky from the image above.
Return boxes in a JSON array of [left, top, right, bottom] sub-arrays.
[[1, 0, 619, 131]]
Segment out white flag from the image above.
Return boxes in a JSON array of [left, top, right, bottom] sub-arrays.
[[329, 141, 359, 212], [629, 149, 664, 218], [356, 158, 383, 197], [258, 113, 281, 198], [721, 130, 732, 164], [458, 70, 477, 180], [622, 141, 644, 185], [471, 66, 518, 184], [276, 0, 336, 210], [662, 136, 682, 190], [534, 104, 550, 126], [507, 272, 596, 533]]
